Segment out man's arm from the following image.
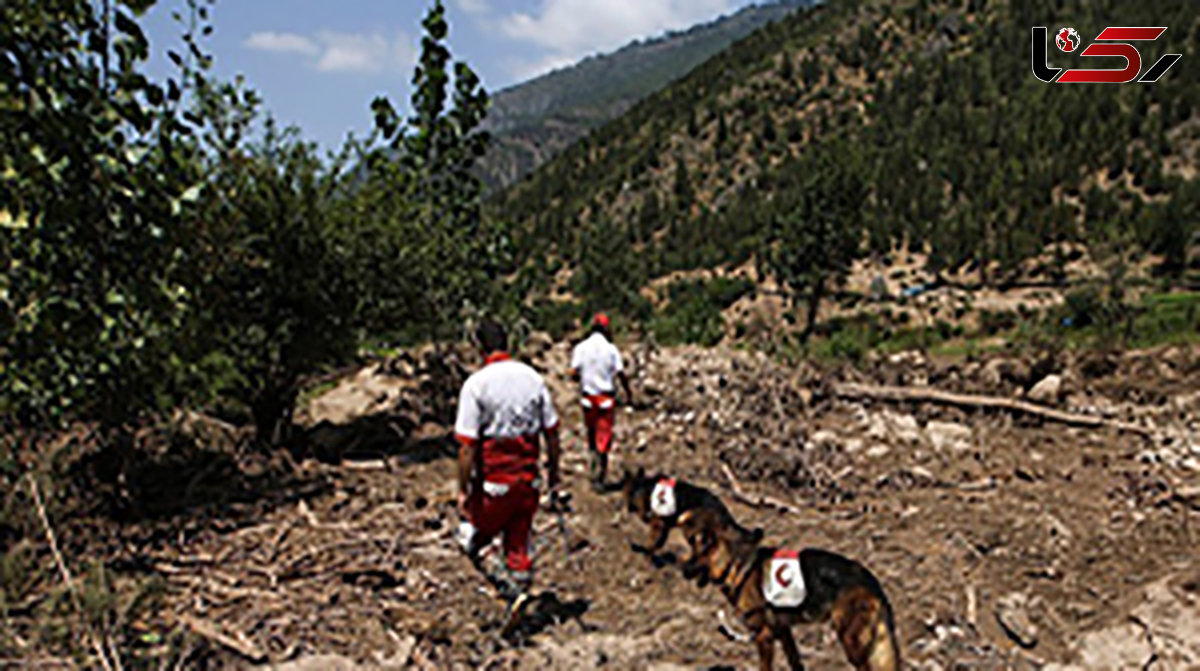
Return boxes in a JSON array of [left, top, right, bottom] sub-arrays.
[[568, 345, 582, 385], [453, 382, 481, 516], [544, 426, 561, 494], [614, 347, 633, 406], [539, 382, 562, 501], [457, 438, 478, 514]]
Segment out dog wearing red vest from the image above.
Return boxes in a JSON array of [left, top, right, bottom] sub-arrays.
[[677, 507, 901, 671], [620, 468, 733, 560]]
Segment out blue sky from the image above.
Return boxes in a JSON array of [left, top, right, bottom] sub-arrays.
[[140, 0, 759, 150]]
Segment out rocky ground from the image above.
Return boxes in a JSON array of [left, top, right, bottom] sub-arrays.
[[5, 340, 1200, 670]]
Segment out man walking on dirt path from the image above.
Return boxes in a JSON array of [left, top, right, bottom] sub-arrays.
[[569, 313, 634, 492], [455, 320, 563, 632]]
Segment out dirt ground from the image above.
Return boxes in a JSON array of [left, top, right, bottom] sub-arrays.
[[6, 341, 1200, 670]]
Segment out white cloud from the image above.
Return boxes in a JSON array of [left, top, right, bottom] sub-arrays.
[[245, 30, 416, 75], [501, 0, 738, 78], [454, 0, 490, 15], [507, 53, 577, 82], [244, 31, 318, 56]]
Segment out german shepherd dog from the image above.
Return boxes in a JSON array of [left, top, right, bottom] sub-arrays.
[[678, 507, 901, 671], [620, 467, 734, 559]]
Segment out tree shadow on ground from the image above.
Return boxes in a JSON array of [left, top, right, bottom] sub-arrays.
[[302, 413, 456, 466], [64, 423, 328, 529]]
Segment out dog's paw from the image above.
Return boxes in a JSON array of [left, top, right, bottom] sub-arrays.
[[650, 552, 677, 569]]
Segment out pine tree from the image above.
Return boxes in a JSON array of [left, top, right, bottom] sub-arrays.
[[674, 158, 693, 211]]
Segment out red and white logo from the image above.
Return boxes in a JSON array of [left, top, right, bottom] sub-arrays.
[[1032, 26, 1182, 84], [1055, 27, 1080, 52], [650, 478, 677, 517], [763, 550, 806, 608]]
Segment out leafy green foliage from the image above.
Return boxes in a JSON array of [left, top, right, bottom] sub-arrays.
[[370, 0, 501, 345], [2, 0, 497, 447], [650, 276, 753, 346], [571, 216, 651, 321], [2, 0, 211, 431], [763, 138, 866, 338]]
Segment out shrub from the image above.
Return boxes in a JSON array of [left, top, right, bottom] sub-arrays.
[[650, 277, 754, 346]]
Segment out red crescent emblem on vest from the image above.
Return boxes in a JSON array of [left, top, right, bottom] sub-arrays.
[[775, 563, 792, 587]]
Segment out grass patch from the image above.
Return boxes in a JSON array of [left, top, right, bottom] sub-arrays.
[[800, 291, 1200, 364], [650, 276, 754, 346]]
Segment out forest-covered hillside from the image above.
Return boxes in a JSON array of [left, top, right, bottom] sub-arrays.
[[494, 0, 1200, 333]]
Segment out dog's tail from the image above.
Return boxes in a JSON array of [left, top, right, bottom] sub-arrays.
[[833, 584, 902, 671], [867, 592, 901, 671]]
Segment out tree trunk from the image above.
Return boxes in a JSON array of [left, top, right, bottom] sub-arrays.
[[802, 279, 825, 342], [252, 386, 296, 447]]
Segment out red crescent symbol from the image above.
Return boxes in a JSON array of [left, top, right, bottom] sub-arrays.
[[775, 563, 792, 588], [657, 489, 668, 504]]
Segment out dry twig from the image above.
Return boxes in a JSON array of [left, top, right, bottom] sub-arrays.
[[27, 474, 115, 671]]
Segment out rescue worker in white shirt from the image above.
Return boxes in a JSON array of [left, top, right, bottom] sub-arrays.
[[569, 313, 634, 491], [455, 320, 562, 627]]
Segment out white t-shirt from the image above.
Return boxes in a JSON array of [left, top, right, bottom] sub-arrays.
[[454, 357, 559, 441], [570, 332, 624, 397]]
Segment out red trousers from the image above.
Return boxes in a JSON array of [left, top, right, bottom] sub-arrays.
[[583, 394, 615, 454], [467, 480, 538, 574]]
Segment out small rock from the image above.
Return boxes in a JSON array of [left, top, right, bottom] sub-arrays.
[[996, 592, 1039, 649], [926, 421, 972, 453], [866, 444, 891, 459], [810, 430, 839, 447], [1028, 374, 1064, 405]]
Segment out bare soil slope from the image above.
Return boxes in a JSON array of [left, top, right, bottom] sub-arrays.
[[7, 343, 1199, 670]]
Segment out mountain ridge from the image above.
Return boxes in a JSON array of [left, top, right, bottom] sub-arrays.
[[493, 0, 1199, 335], [477, 0, 814, 190]]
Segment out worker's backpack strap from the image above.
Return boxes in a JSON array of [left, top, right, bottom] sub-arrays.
[[763, 549, 807, 608]]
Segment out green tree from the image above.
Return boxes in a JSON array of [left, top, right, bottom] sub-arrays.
[[765, 140, 865, 340], [673, 157, 693, 211], [370, 0, 499, 344], [1, 0, 207, 437], [572, 216, 647, 320]]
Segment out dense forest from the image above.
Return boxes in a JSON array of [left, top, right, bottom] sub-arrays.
[[495, 0, 1200, 335]]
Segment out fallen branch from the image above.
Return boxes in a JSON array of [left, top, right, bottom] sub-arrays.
[[720, 464, 803, 515], [28, 474, 115, 671], [833, 383, 1155, 438], [177, 614, 266, 663]]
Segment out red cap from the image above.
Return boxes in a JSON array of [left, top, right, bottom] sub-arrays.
[[592, 312, 610, 328]]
